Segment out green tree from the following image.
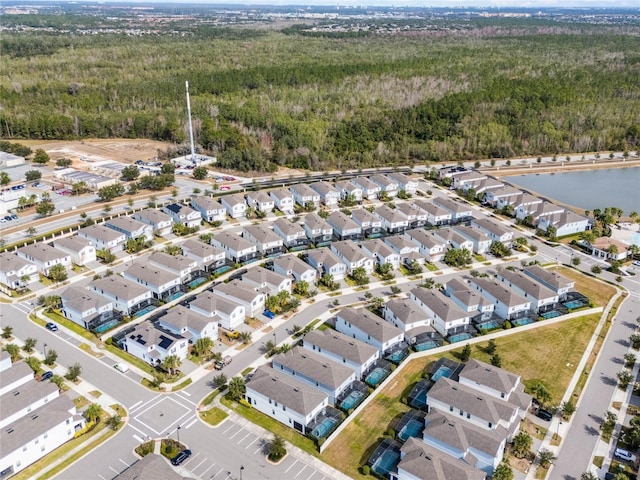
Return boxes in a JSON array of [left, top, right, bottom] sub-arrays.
[[617, 369, 634, 389], [71, 181, 88, 196], [56, 158, 72, 168], [4, 344, 20, 362], [0, 172, 10, 186], [32, 149, 50, 164], [492, 462, 514, 480], [50, 374, 65, 389], [35, 199, 55, 217], [530, 381, 552, 406], [591, 264, 602, 274], [228, 376, 246, 401], [601, 411, 617, 436], [23, 337, 37, 353], [581, 472, 597, 480], [25, 356, 41, 372], [48, 264, 68, 284], [512, 431, 532, 458], [162, 355, 182, 376], [268, 434, 286, 461], [84, 403, 103, 423], [443, 248, 473, 267], [120, 165, 140, 181], [350, 267, 369, 286], [561, 398, 576, 419], [490, 353, 502, 367], [537, 448, 557, 468], [44, 349, 58, 366], [25, 170, 42, 181], [65, 363, 82, 382], [238, 331, 252, 345], [459, 343, 472, 362], [193, 166, 208, 180], [107, 415, 123, 431], [486, 339, 497, 355], [97, 184, 125, 202], [490, 241, 512, 258], [293, 280, 310, 297], [406, 259, 424, 275], [630, 334, 640, 349], [193, 337, 214, 358], [1, 325, 13, 339], [624, 352, 636, 367]]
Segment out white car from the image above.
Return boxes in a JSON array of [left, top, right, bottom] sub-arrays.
[[614, 448, 637, 462], [114, 363, 130, 373]]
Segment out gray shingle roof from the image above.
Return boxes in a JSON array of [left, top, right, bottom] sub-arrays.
[[273, 218, 305, 237], [1, 379, 59, 420], [246, 365, 327, 416], [18, 243, 67, 263], [149, 252, 196, 272], [327, 211, 360, 231], [92, 274, 151, 300], [332, 240, 369, 263], [133, 208, 173, 225], [303, 329, 378, 365], [411, 287, 468, 322], [273, 254, 314, 277], [0, 252, 34, 273], [385, 298, 428, 325], [242, 267, 289, 287], [361, 239, 395, 259], [459, 359, 520, 397], [428, 377, 517, 425], [106, 216, 148, 233], [472, 217, 509, 237], [272, 346, 354, 390], [405, 228, 444, 250], [125, 262, 178, 286], [191, 196, 224, 212], [0, 361, 33, 390], [161, 305, 212, 332], [212, 280, 260, 303], [189, 291, 239, 316], [113, 454, 192, 480], [338, 307, 403, 343], [80, 224, 125, 242], [182, 239, 224, 260], [61, 285, 112, 312], [212, 231, 255, 251], [413, 199, 450, 218], [306, 247, 343, 268], [375, 204, 408, 224], [398, 437, 486, 480], [244, 224, 282, 244], [497, 269, 556, 300], [54, 236, 93, 253], [523, 265, 574, 291], [455, 225, 490, 243], [445, 278, 490, 310], [470, 277, 529, 307], [432, 197, 471, 214]]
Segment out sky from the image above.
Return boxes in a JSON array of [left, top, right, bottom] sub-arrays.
[[27, 0, 640, 8]]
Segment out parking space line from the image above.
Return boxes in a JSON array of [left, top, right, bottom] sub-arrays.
[[212, 467, 225, 478], [285, 459, 299, 474], [236, 432, 251, 445], [253, 443, 264, 454], [184, 417, 198, 429], [129, 400, 143, 411], [108, 466, 120, 475], [119, 458, 130, 467], [183, 452, 200, 467], [306, 470, 318, 480], [245, 437, 258, 449], [98, 474, 106, 480], [229, 427, 244, 440], [222, 424, 235, 435], [295, 464, 308, 478], [191, 458, 208, 472], [199, 462, 216, 477]]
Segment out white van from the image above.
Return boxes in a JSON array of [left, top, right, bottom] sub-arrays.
[[114, 363, 129, 373]]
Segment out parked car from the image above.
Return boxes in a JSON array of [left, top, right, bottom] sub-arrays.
[[263, 309, 275, 319], [45, 322, 59, 331], [219, 185, 231, 191], [114, 363, 130, 373], [171, 449, 192, 466], [10, 214, 18, 220], [4, 216, 12, 222], [41, 371, 54, 381], [214, 355, 233, 370], [536, 409, 553, 421], [614, 448, 637, 462]]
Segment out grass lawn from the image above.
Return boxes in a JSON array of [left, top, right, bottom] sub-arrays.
[[320, 314, 601, 479], [550, 266, 616, 307], [200, 407, 228, 426]]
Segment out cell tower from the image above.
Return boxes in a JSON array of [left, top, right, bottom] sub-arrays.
[[185, 81, 196, 164]]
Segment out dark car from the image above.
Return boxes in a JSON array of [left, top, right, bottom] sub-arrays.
[[263, 309, 275, 319], [41, 371, 54, 381], [171, 449, 192, 466], [10, 214, 18, 220], [536, 409, 553, 421], [45, 322, 59, 331]]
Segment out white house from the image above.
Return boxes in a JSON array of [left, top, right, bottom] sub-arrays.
[[383, 297, 431, 332], [157, 305, 218, 343], [410, 287, 471, 337], [132, 209, 173, 237], [211, 280, 265, 317], [444, 278, 495, 320], [394, 437, 487, 480], [454, 225, 492, 254], [302, 329, 379, 379], [309, 181, 341, 207], [17, 243, 71, 276], [496, 269, 560, 311], [471, 217, 513, 246], [148, 252, 199, 284], [404, 229, 446, 262], [350, 177, 381, 200], [60, 285, 116, 330], [351, 208, 383, 237], [305, 247, 347, 281], [374, 205, 410, 234], [162, 203, 201, 228], [0, 252, 38, 289], [433, 227, 474, 253], [335, 180, 363, 202], [331, 240, 375, 275], [188, 290, 245, 331], [269, 188, 295, 214], [90, 275, 153, 317], [243, 224, 285, 256], [245, 190, 275, 213], [182, 239, 226, 272], [451, 171, 487, 190], [124, 321, 189, 366], [370, 174, 399, 198], [537, 211, 590, 237], [0, 359, 85, 479], [53, 236, 97, 266], [272, 218, 308, 249], [219, 193, 248, 219], [360, 238, 401, 269], [588, 237, 629, 261], [78, 225, 126, 253], [469, 278, 532, 320], [484, 186, 521, 208], [105, 216, 154, 242], [396, 202, 428, 228], [241, 267, 292, 297], [432, 197, 473, 222], [289, 184, 320, 208], [272, 347, 356, 404], [303, 213, 333, 244], [190, 196, 227, 223], [326, 211, 362, 241], [335, 307, 405, 354], [413, 200, 452, 226], [211, 231, 258, 264], [244, 366, 329, 435], [273, 254, 317, 285], [387, 172, 419, 195], [123, 262, 182, 301], [523, 265, 575, 300]]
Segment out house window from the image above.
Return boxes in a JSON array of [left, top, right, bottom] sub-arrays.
[[449, 406, 454, 412], [459, 410, 463, 416], [269, 399, 272, 404], [488, 422, 492, 428], [467, 413, 471, 419]]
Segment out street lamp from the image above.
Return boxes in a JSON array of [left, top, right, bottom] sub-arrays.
[[240, 465, 244, 480], [556, 420, 563, 439], [43, 343, 47, 357], [273, 332, 276, 345], [176, 425, 181, 446]]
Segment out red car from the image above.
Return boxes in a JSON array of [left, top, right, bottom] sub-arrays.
[[219, 185, 231, 191]]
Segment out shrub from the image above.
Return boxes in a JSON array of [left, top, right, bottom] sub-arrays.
[[361, 465, 370, 475], [504, 321, 512, 329]]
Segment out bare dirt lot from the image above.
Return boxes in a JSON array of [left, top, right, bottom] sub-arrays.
[[20, 139, 172, 168]]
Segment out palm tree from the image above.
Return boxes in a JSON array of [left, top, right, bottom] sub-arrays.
[[4, 344, 20, 362], [162, 355, 181, 376], [192, 337, 214, 358], [228, 376, 246, 401], [84, 403, 103, 423]]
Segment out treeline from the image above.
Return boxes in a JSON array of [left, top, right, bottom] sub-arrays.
[[1, 26, 639, 171]]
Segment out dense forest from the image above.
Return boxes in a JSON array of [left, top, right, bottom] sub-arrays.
[[1, 18, 639, 171]]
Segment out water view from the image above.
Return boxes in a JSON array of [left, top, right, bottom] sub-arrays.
[[504, 167, 640, 215]]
